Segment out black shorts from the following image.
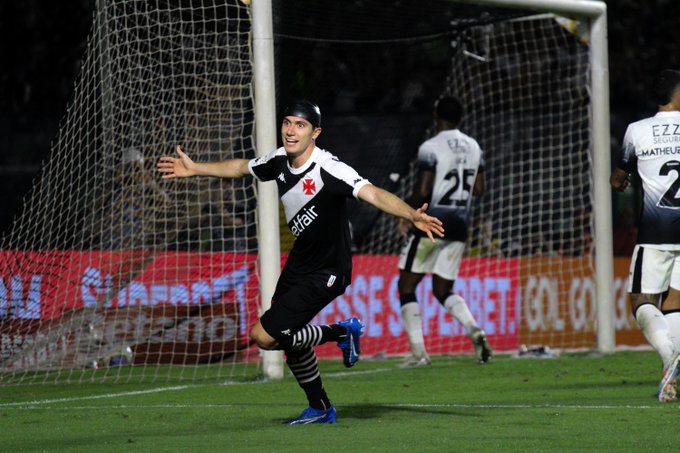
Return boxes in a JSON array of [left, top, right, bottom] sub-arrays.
[[260, 267, 350, 341]]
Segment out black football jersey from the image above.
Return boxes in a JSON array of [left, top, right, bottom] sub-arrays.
[[249, 147, 370, 274]]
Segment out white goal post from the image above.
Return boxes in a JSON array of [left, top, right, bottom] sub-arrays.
[[252, 0, 612, 381], [251, 0, 284, 380]]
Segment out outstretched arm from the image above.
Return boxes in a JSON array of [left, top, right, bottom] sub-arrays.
[[157, 146, 251, 179], [358, 184, 444, 243]]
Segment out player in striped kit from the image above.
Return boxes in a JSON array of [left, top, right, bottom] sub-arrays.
[[397, 96, 492, 367], [159, 100, 444, 423], [611, 69, 680, 402]]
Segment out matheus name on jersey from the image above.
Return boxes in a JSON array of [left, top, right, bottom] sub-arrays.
[[248, 147, 370, 273]]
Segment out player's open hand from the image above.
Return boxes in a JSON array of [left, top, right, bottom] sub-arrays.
[[412, 203, 444, 243], [157, 146, 195, 179]]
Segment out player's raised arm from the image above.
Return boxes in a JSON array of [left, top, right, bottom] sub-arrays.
[[357, 184, 444, 242], [157, 145, 250, 179]]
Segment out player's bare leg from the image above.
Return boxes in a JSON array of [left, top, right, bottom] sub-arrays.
[[433, 275, 492, 364], [632, 293, 679, 402], [250, 321, 279, 350], [631, 293, 674, 369], [397, 270, 431, 367], [657, 288, 680, 402], [661, 287, 680, 352]]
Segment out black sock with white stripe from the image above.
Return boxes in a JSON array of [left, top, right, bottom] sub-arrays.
[[286, 347, 331, 410], [278, 324, 346, 351]]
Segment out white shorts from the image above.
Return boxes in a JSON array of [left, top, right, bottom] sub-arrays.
[[398, 236, 465, 281], [628, 245, 680, 294]]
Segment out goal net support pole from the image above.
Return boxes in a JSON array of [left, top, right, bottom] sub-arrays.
[[446, 0, 615, 353], [252, 0, 284, 379]]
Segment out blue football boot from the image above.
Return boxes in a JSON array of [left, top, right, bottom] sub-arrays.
[[285, 406, 337, 425], [337, 317, 363, 368]]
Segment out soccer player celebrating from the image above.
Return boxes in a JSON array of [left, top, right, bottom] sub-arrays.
[[158, 100, 444, 424], [397, 96, 492, 367], [611, 69, 680, 402]]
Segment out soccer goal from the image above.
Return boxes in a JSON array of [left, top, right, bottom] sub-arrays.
[[0, 0, 611, 384], [258, 0, 613, 375]]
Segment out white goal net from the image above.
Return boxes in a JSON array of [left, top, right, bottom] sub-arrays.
[[355, 15, 596, 358], [0, 0, 259, 384]]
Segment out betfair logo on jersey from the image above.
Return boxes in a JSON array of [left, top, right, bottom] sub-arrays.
[[290, 205, 319, 237]]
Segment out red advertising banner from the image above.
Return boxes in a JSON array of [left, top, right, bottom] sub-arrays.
[[0, 251, 259, 368], [313, 256, 644, 358], [313, 256, 521, 358], [0, 251, 645, 368], [512, 257, 644, 350]]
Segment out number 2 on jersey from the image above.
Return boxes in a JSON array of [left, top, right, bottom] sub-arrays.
[[438, 168, 475, 206], [659, 160, 680, 208]]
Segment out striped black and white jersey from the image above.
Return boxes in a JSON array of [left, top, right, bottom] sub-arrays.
[[618, 111, 680, 250], [417, 129, 484, 242], [248, 147, 371, 274]]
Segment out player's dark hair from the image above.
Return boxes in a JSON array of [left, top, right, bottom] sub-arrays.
[[283, 99, 321, 128], [435, 96, 463, 125], [653, 69, 680, 105]]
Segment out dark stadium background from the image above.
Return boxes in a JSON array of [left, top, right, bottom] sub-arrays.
[[0, 0, 678, 234]]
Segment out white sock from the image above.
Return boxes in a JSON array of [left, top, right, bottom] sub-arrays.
[[664, 311, 680, 353], [444, 294, 478, 335], [401, 302, 427, 358], [635, 304, 675, 368]]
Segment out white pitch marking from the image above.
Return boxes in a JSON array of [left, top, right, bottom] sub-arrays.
[[383, 403, 677, 410], [3, 401, 675, 411], [2, 366, 673, 412], [0, 385, 191, 407], [0, 377, 289, 408]]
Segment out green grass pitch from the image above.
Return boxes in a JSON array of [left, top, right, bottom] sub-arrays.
[[1, 351, 679, 452]]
